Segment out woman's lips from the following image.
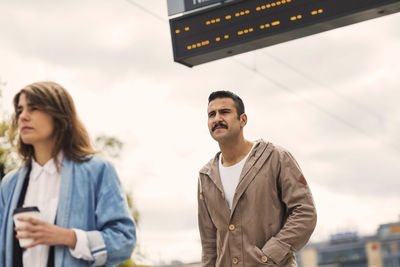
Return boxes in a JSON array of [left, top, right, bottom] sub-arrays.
[[21, 127, 33, 132]]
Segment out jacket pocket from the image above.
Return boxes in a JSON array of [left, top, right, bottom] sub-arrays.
[[252, 246, 276, 266]]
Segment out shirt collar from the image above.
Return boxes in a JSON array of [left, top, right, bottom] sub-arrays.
[[30, 152, 63, 181]]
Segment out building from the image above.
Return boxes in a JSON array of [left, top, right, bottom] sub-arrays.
[[298, 220, 400, 267]]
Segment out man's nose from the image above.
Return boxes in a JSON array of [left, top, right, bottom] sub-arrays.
[[214, 112, 223, 122]]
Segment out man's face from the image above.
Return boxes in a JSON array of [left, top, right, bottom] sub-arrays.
[[207, 97, 243, 143]]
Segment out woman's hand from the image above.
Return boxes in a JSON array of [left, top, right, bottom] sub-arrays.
[[15, 217, 77, 249]]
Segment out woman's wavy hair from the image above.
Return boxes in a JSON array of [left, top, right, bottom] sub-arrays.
[[11, 81, 96, 165]]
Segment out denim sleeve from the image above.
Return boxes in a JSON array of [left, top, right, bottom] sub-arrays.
[[0, 172, 13, 233], [0, 183, 4, 233], [86, 161, 136, 266], [0, 183, 5, 267]]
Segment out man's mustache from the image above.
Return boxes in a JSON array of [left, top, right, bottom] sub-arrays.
[[212, 122, 228, 132]]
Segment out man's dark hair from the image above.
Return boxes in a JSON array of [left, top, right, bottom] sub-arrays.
[[208, 90, 245, 119]]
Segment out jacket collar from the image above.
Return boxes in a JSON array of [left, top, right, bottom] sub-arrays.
[[200, 139, 272, 189], [200, 151, 224, 193], [54, 156, 74, 267], [30, 152, 63, 181], [230, 140, 273, 214], [199, 139, 275, 216], [200, 139, 267, 173]]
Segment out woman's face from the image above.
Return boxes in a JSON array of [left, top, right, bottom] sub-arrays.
[[17, 93, 55, 148]]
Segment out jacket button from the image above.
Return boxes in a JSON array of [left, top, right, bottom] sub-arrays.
[[228, 224, 235, 231], [261, 255, 268, 263], [232, 257, 239, 264]]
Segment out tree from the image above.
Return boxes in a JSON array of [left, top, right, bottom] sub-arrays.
[[0, 82, 18, 180], [95, 135, 123, 159], [0, 120, 18, 179]]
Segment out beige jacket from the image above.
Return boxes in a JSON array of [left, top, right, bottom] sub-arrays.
[[198, 140, 317, 267]]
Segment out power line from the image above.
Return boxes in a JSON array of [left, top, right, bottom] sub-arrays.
[[124, 0, 168, 23], [232, 57, 400, 154], [231, 57, 368, 134], [260, 50, 385, 123]]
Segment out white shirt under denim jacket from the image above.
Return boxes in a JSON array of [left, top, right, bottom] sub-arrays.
[[0, 154, 136, 267]]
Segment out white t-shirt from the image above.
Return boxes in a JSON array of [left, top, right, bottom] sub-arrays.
[[219, 144, 254, 209]]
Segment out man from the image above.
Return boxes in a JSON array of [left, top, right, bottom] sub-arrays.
[[198, 91, 317, 267]]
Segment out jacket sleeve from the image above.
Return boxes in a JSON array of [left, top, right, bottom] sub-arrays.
[[87, 161, 136, 266], [0, 181, 5, 234], [261, 150, 317, 264], [0, 180, 5, 266], [0, 171, 15, 234], [197, 176, 217, 267]]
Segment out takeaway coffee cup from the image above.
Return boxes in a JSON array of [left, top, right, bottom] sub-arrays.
[[13, 206, 40, 248]]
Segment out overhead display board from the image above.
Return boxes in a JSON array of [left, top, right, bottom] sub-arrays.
[[169, 0, 400, 67], [167, 0, 225, 16]]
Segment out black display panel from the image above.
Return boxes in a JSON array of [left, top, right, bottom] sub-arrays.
[[169, 0, 400, 67]]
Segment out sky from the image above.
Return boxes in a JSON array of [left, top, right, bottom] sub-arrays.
[[1, 0, 400, 265]]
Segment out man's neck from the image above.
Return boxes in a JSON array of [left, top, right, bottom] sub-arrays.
[[219, 137, 253, 167]]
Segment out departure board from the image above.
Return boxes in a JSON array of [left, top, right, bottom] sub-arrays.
[[169, 0, 400, 67]]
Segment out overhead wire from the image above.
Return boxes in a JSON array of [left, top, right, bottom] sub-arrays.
[[232, 57, 374, 136], [232, 57, 400, 154], [124, 0, 168, 23], [260, 50, 385, 122]]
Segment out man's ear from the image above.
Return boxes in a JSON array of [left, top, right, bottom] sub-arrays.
[[240, 113, 247, 128]]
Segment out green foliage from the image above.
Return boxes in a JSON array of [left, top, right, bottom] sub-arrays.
[[0, 85, 18, 180], [117, 258, 151, 267], [117, 259, 135, 267], [0, 121, 17, 178], [95, 135, 123, 159], [126, 193, 140, 227]]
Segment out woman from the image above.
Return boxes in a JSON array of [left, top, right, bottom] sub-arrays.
[[0, 81, 136, 267]]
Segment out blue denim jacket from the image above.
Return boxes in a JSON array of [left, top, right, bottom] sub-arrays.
[[0, 155, 136, 267]]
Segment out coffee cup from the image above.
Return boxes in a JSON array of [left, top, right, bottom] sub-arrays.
[[13, 206, 40, 248]]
